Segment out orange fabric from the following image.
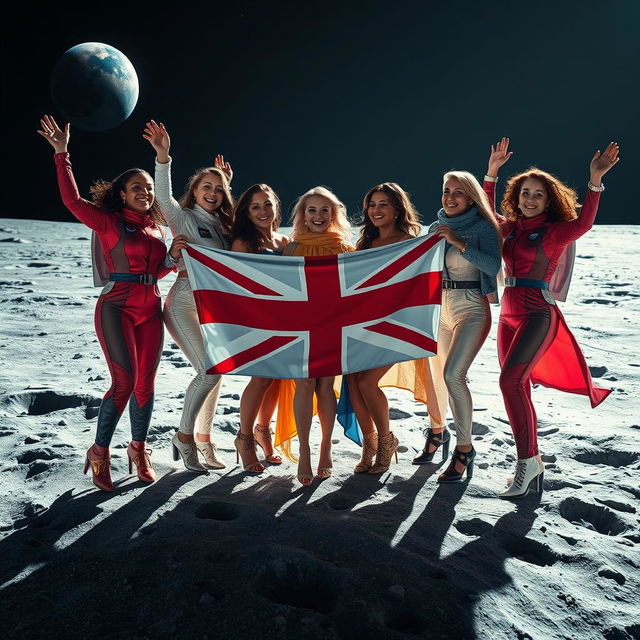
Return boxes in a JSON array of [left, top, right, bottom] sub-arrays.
[[379, 358, 442, 424], [274, 231, 352, 459]]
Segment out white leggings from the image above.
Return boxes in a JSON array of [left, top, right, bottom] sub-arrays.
[[163, 277, 222, 436]]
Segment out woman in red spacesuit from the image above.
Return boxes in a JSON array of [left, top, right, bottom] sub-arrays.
[[38, 115, 182, 492], [486, 138, 619, 498]]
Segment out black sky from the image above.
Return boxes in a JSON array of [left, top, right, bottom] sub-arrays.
[[3, 0, 637, 223]]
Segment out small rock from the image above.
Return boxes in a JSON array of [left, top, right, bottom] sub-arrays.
[[478, 462, 489, 469], [72, 353, 83, 359], [24, 436, 40, 444], [541, 454, 557, 463], [331, 439, 340, 445], [492, 438, 504, 446], [389, 408, 411, 420], [588, 365, 607, 378], [397, 445, 409, 453]]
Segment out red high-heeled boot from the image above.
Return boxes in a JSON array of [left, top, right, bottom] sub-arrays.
[[127, 440, 156, 483], [83, 443, 113, 492]]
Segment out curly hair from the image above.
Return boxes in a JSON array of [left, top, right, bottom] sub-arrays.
[[289, 186, 351, 242], [230, 184, 281, 253], [356, 182, 422, 250], [179, 167, 234, 236], [89, 169, 165, 226], [501, 167, 580, 222]]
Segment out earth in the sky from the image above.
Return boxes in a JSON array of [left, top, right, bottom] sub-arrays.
[[50, 42, 139, 132]]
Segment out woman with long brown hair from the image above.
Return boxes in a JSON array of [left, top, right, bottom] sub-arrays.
[[231, 184, 289, 473], [144, 120, 235, 473]]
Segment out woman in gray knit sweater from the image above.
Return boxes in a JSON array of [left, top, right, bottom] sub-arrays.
[[412, 171, 501, 482]]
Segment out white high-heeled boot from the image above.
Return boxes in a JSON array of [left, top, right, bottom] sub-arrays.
[[172, 433, 208, 473], [196, 440, 226, 469], [499, 455, 544, 499]]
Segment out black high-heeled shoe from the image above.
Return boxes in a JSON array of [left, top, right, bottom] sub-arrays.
[[437, 447, 476, 483], [412, 428, 450, 465]]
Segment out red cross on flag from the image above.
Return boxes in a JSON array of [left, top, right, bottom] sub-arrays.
[[182, 235, 444, 379]]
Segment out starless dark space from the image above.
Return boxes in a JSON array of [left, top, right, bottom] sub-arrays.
[[2, 1, 637, 223]]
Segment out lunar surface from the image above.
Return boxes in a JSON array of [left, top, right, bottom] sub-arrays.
[[0, 218, 638, 639]]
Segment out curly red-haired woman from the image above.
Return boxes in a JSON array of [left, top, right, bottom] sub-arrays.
[[486, 138, 619, 498]]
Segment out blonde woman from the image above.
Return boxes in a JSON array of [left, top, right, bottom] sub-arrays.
[[282, 187, 353, 484], [412, 171, 501, 483]]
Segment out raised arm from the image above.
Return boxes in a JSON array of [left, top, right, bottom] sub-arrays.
[[38, 115, 110, 233], [559, 141, 620, 243], [484, 136, 513, 226], [143, 120, 184, 225]]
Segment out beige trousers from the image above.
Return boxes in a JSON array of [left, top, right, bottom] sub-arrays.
[[430, 289, 491, 445]]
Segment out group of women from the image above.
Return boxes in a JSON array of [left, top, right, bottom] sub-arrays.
[[38, 114, 620, 499]]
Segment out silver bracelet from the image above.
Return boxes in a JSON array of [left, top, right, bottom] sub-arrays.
[[587, 181, 605, 192]]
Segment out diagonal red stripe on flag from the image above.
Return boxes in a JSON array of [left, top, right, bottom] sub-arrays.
[[356, 235, 442, 289], [185, 246, 282, 296], [365, 321, 438, 354], [206, 335, 297, 374]]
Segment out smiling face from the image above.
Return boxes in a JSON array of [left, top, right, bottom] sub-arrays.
[[193, 172, 224, 213], [303, 195, 334, 233], [518, 177, 549, 218], [120, 172, 154, 213], [248, 190, 276, 231], [442, 177, 473, 217], [367, 191, 398, 229]]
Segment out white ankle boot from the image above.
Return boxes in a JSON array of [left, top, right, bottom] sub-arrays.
[[196, 441, 226, 469], [499, 455, 544, 499], [172, 434, 207, 473]]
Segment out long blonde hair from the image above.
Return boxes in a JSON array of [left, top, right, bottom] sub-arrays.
[[289, 186, 351, 242], [443, 171, 501, 237]]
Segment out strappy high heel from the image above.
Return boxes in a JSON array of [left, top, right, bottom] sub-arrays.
[[354, 431, 378, 473], [234, 431, 265, 474], [83, 443, 113, 492], [412, 427, 450, 465], [437, 447, 476, 483], [253, 423, 282, 465], [368, 431, 399, 474], [127, 440, 156, 483]]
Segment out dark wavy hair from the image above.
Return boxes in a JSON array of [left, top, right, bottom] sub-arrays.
[[501, 167, 580, 222], [356, 182, 422, 250], [230, 184, 281, 253], [179, 167, 234, 236], [89, 169, 164, 226]]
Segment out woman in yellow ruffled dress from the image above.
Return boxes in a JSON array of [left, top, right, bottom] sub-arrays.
[[280, 187, 353, 484]]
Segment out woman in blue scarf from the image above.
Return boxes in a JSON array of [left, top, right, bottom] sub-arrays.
[[413, 171, 501, 481]]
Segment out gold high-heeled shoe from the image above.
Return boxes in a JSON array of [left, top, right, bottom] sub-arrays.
[[368, 431, 399, 474], [234, 431, 265, 474], [196, 440, 226, 469], [354, 431, 378, 473], [253, 423, 282, 465]]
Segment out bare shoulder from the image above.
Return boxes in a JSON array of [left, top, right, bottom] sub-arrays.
[[230, 238, 250, 253]]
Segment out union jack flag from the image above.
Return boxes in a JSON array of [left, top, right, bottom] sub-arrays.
[[182, 235, 444, 379]]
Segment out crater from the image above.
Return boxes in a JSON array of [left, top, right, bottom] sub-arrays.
[[2, 391, 101, 417], [559, 497, 627, 536], [256, 557, 338, 613], [194, 502, 241, 521], [500, 535, 557, 566], [573, 450, 639, 468]]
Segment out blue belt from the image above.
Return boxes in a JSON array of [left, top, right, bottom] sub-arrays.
[[504, 277, 549, 290], [109, 273, 157, 285]]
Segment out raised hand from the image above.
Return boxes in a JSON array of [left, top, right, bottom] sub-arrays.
[[589, 142, 620, 185], [143, 120, 170, 163], [214, 154, 233, 182], [37, 115, 70, 153], [487, 137, 513, 178]]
